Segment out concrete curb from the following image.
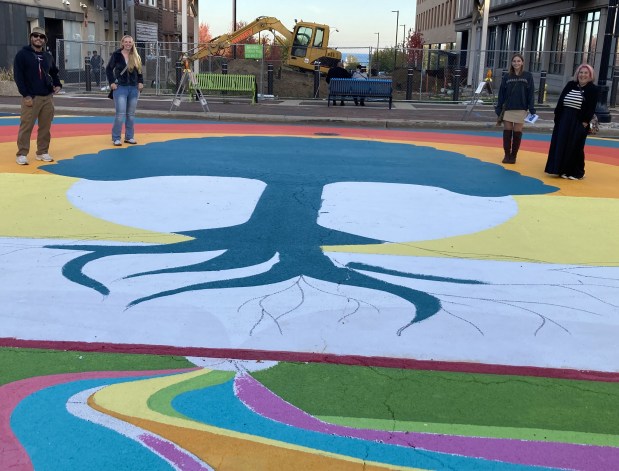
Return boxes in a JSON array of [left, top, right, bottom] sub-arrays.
[[1, 102, 618, 137]]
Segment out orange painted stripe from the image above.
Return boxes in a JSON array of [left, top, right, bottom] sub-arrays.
[[87, 400, 419, 471]]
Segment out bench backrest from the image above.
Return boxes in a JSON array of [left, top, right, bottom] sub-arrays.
[[195, 73, 256, 92], [329, 78, 392, 96]]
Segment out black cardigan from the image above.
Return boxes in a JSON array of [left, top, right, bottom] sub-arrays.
[[554, 80, 599, 125], [105, 49, 143, 87]]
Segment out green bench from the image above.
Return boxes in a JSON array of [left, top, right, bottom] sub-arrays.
[[191, 73, 257, 104]]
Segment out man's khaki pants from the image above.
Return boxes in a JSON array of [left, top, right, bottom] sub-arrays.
[[16, 94, 55, 157]]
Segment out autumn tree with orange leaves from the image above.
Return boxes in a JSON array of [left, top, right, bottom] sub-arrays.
[[199, 23, 211, 44]]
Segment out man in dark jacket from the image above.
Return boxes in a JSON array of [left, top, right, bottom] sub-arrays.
[[90, 50, 103, 87], [326, 61, 351, 106], [14, 26, 62, 165]]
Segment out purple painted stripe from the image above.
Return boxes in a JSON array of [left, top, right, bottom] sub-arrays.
[[138, 434, 212, 471], [234, 374, 619, 471]]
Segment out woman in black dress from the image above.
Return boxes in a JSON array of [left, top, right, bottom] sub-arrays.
[[545, 64, 599, 180]]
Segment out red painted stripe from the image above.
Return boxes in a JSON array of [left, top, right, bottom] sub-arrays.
[[1, 124, 615, 166], [0, 368, 198, 471], [1, 338, 618, 382]]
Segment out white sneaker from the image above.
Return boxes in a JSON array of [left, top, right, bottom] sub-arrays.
[[16, 155, 29, 165], [36, 153, 54, 162], [113, 140, 122, 146]]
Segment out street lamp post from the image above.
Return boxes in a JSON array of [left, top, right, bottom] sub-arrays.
[[392, 10, 399, 71], [401, 24, 407, 47], [374, 32, 380, 75], [232, 0, 237, 59]]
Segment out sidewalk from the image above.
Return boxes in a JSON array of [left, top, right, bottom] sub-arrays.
[[1, 92, 618, 135]]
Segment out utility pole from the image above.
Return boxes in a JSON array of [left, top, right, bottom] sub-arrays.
[[127, 0, 135, 38], [477, 0, 490, 86], [181, 0, 188, 53], [232, 0, 237, 58], [392, 10, 399, 71], [374, 32, 380, 75]]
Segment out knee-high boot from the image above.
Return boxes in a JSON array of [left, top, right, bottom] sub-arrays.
[[502, 130, 512, 163], [510, 131, 522, 163]]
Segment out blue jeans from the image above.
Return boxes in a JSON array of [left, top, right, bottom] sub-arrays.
[[112, 85, 139, 141]]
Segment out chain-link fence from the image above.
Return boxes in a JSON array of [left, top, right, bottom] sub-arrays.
[[56, 39, 183, 93], [55, 39, 619, 105]]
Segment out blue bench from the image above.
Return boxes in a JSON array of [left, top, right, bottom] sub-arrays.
[[328, 79, 393, 109]]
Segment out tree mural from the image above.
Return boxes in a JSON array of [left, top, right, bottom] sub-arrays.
[[43, 136, 554, 335]]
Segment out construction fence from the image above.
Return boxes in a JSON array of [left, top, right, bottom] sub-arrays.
[[56, 39, 619, 106]]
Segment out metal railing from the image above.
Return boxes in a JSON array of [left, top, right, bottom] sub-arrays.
[[55, 40, 618, 106]]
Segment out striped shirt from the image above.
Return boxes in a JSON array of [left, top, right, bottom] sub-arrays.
[[563, 89, 583, 110]]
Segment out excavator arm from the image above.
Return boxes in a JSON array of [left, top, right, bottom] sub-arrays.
[[186, 16, 293, 62], [182, 15, 341, 74]]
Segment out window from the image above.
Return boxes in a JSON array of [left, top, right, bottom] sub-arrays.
[[485, 26, 496, 68], [549, 15, 570, 74], [313, 28, 324, 48], [292, 26, 312, 57], [497, 26, 510, 69], [529, 19, 546, 72], [574, 10, 600, 70], [513, 22, 527, 53], [294, 27, 312, 46]]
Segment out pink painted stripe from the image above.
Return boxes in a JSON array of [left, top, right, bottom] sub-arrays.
[[234, 374, 619, 470], [0, 368, 197, 471], [2, 338, 618, 382]]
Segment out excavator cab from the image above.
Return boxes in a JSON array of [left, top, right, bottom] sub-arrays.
[[289, 22, 340, 71]]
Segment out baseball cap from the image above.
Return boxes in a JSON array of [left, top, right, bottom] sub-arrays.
[[30, 27, 47, 40]]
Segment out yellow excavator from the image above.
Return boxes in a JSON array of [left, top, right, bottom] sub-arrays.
[[184, 16, 342, 74]]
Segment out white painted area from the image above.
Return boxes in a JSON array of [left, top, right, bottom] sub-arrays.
[[319, 183, 518, 241], [67, 176, 266, 232], [1, 238, 618, 372], [186, 357, 278, 372], [2, 179, 617, 373]]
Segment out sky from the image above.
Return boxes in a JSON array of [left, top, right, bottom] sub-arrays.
[[199, 0, 417, 49]]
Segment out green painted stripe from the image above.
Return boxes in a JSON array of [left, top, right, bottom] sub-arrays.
[[148, 370, 234, 418], [252, 362, 619, 436], [0, 347, 193, 386], [317, 416, 619, 448]]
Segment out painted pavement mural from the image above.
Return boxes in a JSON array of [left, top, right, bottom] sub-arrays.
[[0, 117, 618, 470]]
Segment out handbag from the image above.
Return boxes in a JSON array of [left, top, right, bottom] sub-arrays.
[[107, 64, 128, 99], [578, 84, 599, 135], [496, 105, 506, 126], [589, 114, 600, 135]]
